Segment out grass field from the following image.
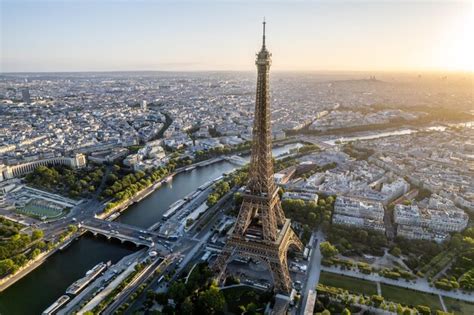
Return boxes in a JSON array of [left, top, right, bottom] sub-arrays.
[[380, 284, 442, 310], [319, 272, 378, 295], [443, 297, 474, 315], [18, 202, 63, 219]]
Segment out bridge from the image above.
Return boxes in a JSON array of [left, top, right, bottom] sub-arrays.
[[79, 218, 157, 247]]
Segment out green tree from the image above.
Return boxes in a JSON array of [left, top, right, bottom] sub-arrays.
[[320, 241, 339, 258], [415, 305, 431, 315], [196, 285, 225, 314], [371, 295, 384, 307], [168, 281, 187, 303], [31, 229, 44, 240], [341, 308, 351, 315], [390, 246, 402, 257], [30, 248, 41, 259], [307, 212, 318, 227], [0, 259, 16, 276], [181, 297, 194, 314]]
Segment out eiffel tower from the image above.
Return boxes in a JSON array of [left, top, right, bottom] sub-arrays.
[[212, 21, 303, 293]]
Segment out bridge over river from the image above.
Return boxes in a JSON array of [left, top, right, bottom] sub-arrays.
[[79, 218, 159, 247]]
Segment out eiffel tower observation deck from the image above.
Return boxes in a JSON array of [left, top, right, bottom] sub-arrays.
[[212, 20, 303, 294]]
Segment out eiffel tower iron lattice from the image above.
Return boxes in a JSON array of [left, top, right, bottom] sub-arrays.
[[211, 21, 303, 294]]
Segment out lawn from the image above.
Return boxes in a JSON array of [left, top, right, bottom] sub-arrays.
[[318, 272, 378, 295], [18, 202, 63, 219], [380, 284, 442, 310], [443, 297, 474, 315]]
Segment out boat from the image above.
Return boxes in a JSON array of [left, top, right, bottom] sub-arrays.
[[108, 212, 119, 220], [59, 238, 74, 251], [184, 165, 196, 171], [162, 199, 186, 220], [183, 191, 194, 201], [164, 175, 173, 183], [197, 180, 212, 191], [65, 262, 108, 295], [42, 295, 70, 315]]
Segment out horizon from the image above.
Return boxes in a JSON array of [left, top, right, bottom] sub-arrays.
[[1, 0, 473, 73]]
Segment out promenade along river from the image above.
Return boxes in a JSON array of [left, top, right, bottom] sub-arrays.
[[0, 143, 301, 315]]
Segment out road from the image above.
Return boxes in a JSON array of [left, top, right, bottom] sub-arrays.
[[58, 250, 145, 315], [299, 230, 323, 315], [102, 256, 167, 315]]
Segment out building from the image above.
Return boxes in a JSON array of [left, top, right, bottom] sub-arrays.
[[282, 191, 318, 203], [332, 196, 385, 232], [332, 214, 385, 232], [381, 178, 410, 202], [396, 225, 448, 243], [0, 154, 86, 182], [21, 88, 31, 103], [394, 198, 468, 241], [334, 196, 384, 221], [274, 166, 296, 185], [211, 21, 303, 294]]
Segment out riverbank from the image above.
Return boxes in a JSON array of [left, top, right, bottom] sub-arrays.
[[0, 232, 78, 292], [99, 141, 302, 222], [98, 157, 227, 221], [288, 118, 473, 138]]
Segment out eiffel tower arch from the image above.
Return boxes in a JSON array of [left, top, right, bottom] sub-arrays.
[[211, 21, 303, 294]]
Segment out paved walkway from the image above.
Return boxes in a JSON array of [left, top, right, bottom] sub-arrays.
[[299, 230, 324, 315], [321, 265, 474, 302], [439, 294, 447, 311]]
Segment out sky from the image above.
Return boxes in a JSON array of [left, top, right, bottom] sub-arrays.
[[0, 0, 472, 73]]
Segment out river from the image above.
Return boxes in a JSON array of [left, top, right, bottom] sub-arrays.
[[322, 121, 473, 146], [0, 143, 301, 315]]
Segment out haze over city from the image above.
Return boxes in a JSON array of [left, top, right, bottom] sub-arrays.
[[1, 0, 473, 72]]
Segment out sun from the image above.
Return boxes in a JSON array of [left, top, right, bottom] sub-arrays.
[[436, 3, 474, 72]]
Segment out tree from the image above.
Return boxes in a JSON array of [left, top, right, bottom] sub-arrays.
[[416, 305, 431, 315], [239, 302, 258, 315], [31, 229, 44, 240], [390, 246, 402, 257], [0, 259, 16, 276], [371, 295, 384, 307], [181, 297, 194, 314], [168, 281, 187, 303], [307, 212, 318, 227], [233, 192, 243, 206], [341, 308, 351, 315], [30, 248, 41, 259], [207, 194, 219, 206], [196, 285, 225, 314], [155, 292, 168, 305], [320, 241, 339, 258]]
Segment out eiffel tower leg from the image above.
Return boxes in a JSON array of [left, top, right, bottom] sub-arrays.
[[211, 245, 232, 284], [274, 201, 286, 226], [268, 254, 292, 293], [233, 201, 255, 236]]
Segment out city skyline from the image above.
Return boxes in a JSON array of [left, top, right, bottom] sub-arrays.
[[1, 4, 473, 313], [1, 0, 473, 73]]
